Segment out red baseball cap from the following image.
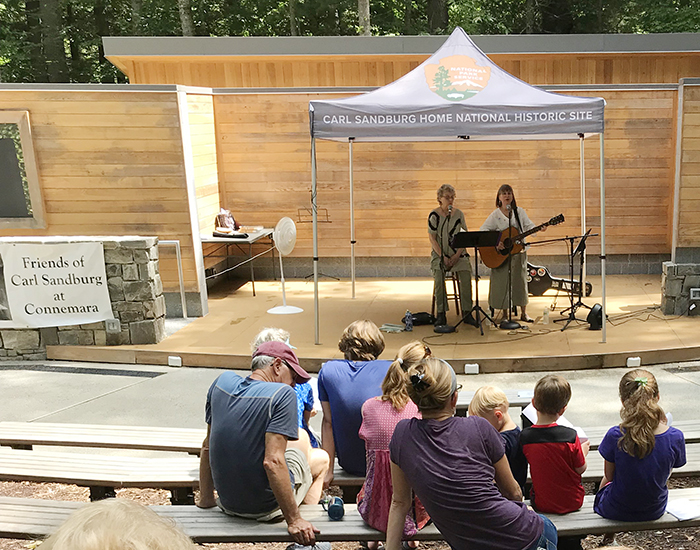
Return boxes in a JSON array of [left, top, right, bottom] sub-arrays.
[[253, 341, 311, 384]]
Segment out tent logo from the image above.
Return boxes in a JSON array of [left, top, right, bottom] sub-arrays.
[[425, 55, 491, 101]]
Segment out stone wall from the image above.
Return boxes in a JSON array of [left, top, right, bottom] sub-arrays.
[[0, 237, 165, 360], [661, 261, 700, 316]]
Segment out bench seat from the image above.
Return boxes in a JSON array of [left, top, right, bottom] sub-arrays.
[[2, 488, 700, 542]]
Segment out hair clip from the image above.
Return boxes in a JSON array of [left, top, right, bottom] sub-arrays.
[[635, 377, 648, 387], [410, 373, 430, 392], [423, 345, 431, 358], [396, 357, 404, 366]]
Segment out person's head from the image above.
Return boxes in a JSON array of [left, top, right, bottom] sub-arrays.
[[436, 184, 456, 210], [468, 385, 510, 431], [250, 327, 290, 353], [533, 374, 571, 416], [619, 369, 664, 459], [251, 340, 310, 386], [40, 498, 197, 550], [406, 357, 460, 416], [338, 320, 385, 361], [495, 184, 517, 210], [381, 341, 431, 411]]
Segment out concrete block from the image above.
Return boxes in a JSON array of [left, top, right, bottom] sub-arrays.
[[665, 278, 683, 298], [138, 261, 157, 281], [39, 327, 59, 346], [683, 276, 700, 292], [153, 274, 163, 296], [675, 296, 690, 316], [105, 264, 121, 278], [0, 330, 40, 350], [660, 295, 675, 315], [677, 264, 700, 276], [122, 264, 139, 281], [129, 318, 165, 345], [80, 322, 104, 330], [107, 277, 125, 301], [124, 281, 156, 302], [133, 249, 150, 264], [106, 329, 131, 346], [94, 330, 107, 346], [58, 325, 81, 331], [103, 248, 133, 264], [149, 245, 159, 261], [663, 261, 676, 276], [57, 331, 80, 345], [119, 311, 144, 323], [121, 238, 157, 249]]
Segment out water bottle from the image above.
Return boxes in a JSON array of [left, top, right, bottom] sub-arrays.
[[404, 310, 413, 332], [543, 308, 549, 324], [323, 496, 345, 520]]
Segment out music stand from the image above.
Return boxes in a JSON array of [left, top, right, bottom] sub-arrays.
[[555, 229, 594, 331], [452, 230, 500, 335]]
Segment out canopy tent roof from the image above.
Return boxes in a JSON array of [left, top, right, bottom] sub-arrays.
[[309, 27, 605, 142]]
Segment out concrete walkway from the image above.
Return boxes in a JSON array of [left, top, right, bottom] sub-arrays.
[[2, 358, 700, 445]]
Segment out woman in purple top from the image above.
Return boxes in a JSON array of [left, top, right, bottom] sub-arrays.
[[594, 369, 686, 524], [386, 357, 556, 550]]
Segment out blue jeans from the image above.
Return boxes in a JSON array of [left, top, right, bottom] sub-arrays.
[[526, 515, 558, 550]]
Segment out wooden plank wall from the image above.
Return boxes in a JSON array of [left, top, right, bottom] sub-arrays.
[[679, 83, 700, 247], [214, 89, 675, 259], [187, 94, 220, 235], [0, 90, 199, 293], [117, 53, 700, 87]]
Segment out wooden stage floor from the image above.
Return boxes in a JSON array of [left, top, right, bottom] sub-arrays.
[[48, 275, 700, 373]]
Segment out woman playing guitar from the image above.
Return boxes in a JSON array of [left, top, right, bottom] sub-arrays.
[[480, 184, 545, 324]]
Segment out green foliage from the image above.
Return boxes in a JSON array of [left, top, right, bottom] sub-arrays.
[[0, 123, 31, 215], [0, 0, 698, 83]]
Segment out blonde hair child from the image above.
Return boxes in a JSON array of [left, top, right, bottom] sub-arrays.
[[469, 386, 527, 490], [594, 369, 686, 524], [357, 341, 431, 547]]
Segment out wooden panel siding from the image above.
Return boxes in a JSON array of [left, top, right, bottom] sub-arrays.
[[678, 85, 700, 247], [0, 90, 199, 293], [214, 89, 675, 258], [116, 53, 700, 88]]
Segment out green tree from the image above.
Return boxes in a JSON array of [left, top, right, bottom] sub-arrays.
[[433, 65, 450, 90]]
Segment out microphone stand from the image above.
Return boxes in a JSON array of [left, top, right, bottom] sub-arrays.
[[500, 205, 521, 331]]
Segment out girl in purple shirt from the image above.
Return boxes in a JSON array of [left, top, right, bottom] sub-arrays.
[[385, 357, 556, 550], [594, 369, 686, 532]]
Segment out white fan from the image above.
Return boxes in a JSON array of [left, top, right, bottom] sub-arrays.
[[267, 217, 303, 315]]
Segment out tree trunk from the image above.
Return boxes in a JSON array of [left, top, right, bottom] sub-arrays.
[[25, 0, 46, 81], [39, 0, 68, 82], [526, 0, 536, 32], [403, 0, 413, 33], [65, 1, 84, 81], [358, 0, 371, 35], [427, 0, 448, 34], [289, 0, 298, 36], [93, 0, 112, 83], [177, 0, 195, 36], [131, 0, 142, 35]]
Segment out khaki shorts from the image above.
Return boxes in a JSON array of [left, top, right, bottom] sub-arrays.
[[218, 447, 312, 522]]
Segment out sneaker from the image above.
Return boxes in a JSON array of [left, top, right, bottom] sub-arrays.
[[434, 312, 447, 326], [286, 543, 332, 550]]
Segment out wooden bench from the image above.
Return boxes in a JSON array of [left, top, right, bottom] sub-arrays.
[[1, 488, 700, 542], [584, 419, 700, 450], [0, 448, 199, 504]]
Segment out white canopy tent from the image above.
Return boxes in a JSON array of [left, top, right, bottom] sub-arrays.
[[309, 27, 607, 344]]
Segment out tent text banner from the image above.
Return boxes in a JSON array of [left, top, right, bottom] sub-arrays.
[[0, 242, 113, 328]]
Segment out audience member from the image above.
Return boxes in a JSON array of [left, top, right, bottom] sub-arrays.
[[521, 374, 589, 550], [41, 498, 197, 550], [252, 327, 319, 447], [594, 369, 685, 544], [468, 385, 527, 491], [358, 342, 431, 549], [318, 320, 391, 484], [386, 357, 555, 550], [197, 341, 330, 550]]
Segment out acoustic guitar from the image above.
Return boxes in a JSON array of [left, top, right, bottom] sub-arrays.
[[479, 213, 565, 269]]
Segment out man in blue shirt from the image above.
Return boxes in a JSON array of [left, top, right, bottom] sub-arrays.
[[197, 341, 329, 547]]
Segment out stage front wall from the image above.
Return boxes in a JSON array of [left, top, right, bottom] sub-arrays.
[[213, 88, 676, 260]]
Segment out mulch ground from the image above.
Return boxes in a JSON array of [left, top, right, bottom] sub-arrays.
[[0, 480, 698, 549]]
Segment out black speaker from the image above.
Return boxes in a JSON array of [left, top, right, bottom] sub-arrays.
[[587, 303, 603, 330]]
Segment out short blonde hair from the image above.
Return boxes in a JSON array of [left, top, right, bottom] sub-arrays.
[[468, 385, 509, 418], [437, 184, 456, 200], [251, 327, 290, 352], [41, 498, 197, 550], [338, 320, 385, 361]]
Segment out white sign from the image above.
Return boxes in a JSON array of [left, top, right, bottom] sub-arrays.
[[0, 242, 113, 328]]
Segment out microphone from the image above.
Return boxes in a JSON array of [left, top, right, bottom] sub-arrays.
[[506, 204, 511, 211], [448, 204, 453, 218], [506, 203, 512, 219]]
